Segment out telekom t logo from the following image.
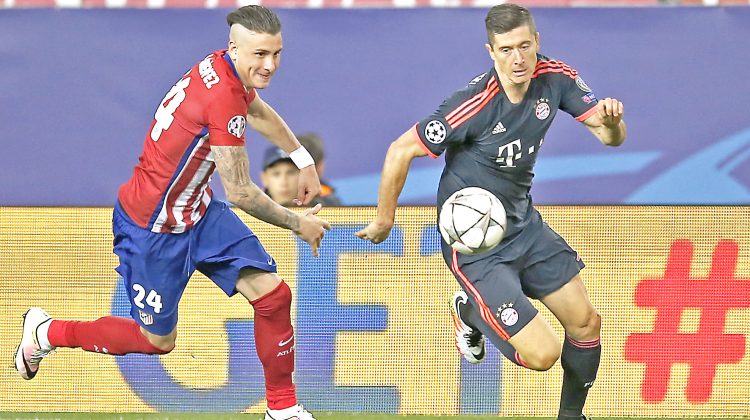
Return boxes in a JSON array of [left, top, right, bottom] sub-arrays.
[[495, 139, 522, 167], [624, 240, 750, 403]]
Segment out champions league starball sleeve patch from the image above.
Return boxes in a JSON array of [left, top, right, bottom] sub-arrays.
[[424, 120, 447, 144], [227, 115, 246, 138]]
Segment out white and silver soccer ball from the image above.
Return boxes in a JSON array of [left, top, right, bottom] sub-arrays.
[[438, 187, 507, 255]]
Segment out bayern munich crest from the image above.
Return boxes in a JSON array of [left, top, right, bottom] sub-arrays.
[[498, 303, 519, 326], [535, 98, 550, 120], [227, 115, 246, 138], [424, 120, 447, 144]]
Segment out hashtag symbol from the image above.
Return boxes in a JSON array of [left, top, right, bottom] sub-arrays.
[[624, 240, 750, 403]]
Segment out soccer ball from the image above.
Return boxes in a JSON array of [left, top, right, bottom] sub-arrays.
[[439, 187, 507, 255]]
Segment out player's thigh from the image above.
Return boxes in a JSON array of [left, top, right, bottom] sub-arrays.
[[192, 200, 277, 297], [451, 254, 539, 342], [454, 255, 560, 369], [520, 223, 585, 300], [507, 313, 561, 370], [539, 274, 601, 341], [113, 206, 191, 337]]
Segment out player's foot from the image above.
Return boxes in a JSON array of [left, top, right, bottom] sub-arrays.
[[558, 415, 591, 420], [450, 290, 485, 364], [14, 307, 55, 380], [264, 404, 316, 420]]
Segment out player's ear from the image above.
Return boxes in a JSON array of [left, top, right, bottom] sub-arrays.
[[228, 41, 238, 60], [535, 32, 540, 49], [485, 43, 495, 60]]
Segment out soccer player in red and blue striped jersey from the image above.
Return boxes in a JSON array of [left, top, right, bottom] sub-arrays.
[[15, 6, 328, 420]]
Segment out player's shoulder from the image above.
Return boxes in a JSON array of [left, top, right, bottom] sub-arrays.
[[443, 67, 500, 103], [188, 50, 245, 97], [464, 67, 498, 93], [532, 53, 580, 82]]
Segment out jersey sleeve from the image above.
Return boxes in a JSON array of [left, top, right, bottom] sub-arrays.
[[206, 86, 255, 147], [559, 72, 599, 123], [414, 77, 497, 158]]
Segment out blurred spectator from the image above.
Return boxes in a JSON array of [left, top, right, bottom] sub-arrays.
[[260, 147, 300, 207], [296, 132, 343, 206]]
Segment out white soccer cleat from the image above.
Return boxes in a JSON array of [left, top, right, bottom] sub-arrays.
[[15, 307, 54, 380], [450, 291, 486, 364], [264, 404, 316, 420]]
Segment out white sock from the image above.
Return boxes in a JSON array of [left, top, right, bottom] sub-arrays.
[[37, 319, 54, 350]]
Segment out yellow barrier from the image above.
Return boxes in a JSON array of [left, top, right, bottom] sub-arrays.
[[0, 206, 748, 416]]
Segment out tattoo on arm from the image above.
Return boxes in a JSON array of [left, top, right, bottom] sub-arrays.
[[211, 146, 300, 232], [212, 146, 251, 187]]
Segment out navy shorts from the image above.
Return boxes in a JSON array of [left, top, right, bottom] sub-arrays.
[[447, 221, 584, 340], [112, 200, 276, 335]]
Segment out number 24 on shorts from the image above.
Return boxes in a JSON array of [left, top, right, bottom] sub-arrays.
[[132, 284, 163, 314]]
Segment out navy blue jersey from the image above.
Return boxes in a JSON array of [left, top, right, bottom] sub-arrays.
[[415, 54, 598, 260]]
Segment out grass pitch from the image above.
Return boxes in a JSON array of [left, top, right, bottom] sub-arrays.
[[1, 415, 748, 420]]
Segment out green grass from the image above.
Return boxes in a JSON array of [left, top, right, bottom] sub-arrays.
[[1, 415, 748, 420]]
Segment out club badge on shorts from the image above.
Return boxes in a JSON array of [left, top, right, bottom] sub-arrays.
[[497, 302, 519, 326]]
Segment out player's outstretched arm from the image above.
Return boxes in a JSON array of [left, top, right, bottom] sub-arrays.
[[211, 145, 330, 256], [355, 128, 427, 244], [582, 97, 627, 147], [247, 93, 321, 205]]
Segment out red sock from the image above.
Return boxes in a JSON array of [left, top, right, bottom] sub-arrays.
[[251, 281, 296, 410], [47, 316, 169, 355]]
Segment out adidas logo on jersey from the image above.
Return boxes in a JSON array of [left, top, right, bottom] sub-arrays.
[[492, 121, 506, 135]]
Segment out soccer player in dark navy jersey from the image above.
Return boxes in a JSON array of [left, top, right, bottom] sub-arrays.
[[15, 6, 328, 420], [357, 4, 626, 420]]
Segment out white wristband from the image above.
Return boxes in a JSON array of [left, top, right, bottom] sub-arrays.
[[289, 146, 315, 169]]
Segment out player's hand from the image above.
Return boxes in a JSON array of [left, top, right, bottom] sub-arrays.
[[354, 219, 394, 244], [294, 203, 331, 257], [596, 98, 624, 128], [294, 166, 321, 206]]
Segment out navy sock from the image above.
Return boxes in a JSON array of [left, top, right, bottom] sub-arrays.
[[558, 335, 601, 419]]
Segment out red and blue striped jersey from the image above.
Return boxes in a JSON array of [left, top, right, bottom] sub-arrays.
[[118, 50, 255, 234]]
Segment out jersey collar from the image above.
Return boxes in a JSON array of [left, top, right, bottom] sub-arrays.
[[223, 51, 241, 81]]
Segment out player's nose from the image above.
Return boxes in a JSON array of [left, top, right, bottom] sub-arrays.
[[264, 57, 276, 72]]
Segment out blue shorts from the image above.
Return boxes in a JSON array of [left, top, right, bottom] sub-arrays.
[[447, 218, 584, 340], [112, 200, 276, 335]]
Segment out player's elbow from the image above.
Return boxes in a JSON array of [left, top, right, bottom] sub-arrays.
[[599, 122, 626, 147], [602, 136, 625, 147], [387, 135, 423, 163], [225, 189, 252, 207]]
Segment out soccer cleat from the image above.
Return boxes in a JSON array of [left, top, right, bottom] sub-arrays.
[[14, 307, 54, 380], [450, 290, 485, 364], [264, 404, 316, 420]]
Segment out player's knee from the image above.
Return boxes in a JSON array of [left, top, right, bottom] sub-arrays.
[[566, 308, 601, 340], [152, 341, 175, 354], [148, 337, 176, 354], [589, 310, 602, 335], [143, 330, 177, 354], [522, 345, 561, 371], [251, 280, 292, 317]]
